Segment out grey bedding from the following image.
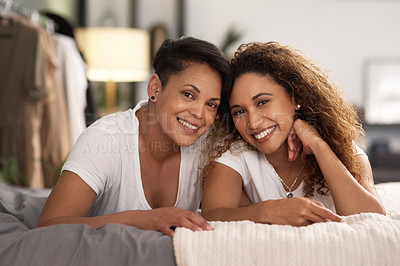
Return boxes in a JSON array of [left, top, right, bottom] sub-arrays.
[[0, 182, 176, 266]]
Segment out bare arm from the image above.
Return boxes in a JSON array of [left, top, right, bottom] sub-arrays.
[[36, 171, 211, 237], [201, 162, 342, 226], [308, 141, 385, 215], [293, 119, 385, 216], [201, 162, 252, 222]]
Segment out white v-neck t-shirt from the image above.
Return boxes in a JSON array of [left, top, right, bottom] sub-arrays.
[[62, 100, 203, 216], [215, 142, 366, 213]]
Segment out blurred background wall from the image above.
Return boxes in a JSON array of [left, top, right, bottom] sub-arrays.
[[6, 0, 400, 182], [11, 0, 400, 106]]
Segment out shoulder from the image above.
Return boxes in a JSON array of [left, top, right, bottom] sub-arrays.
[[88, 100, 148, 136], [353, 143, 367, 156], [223, 140, 258, 159], [214, 140, 261, 175]]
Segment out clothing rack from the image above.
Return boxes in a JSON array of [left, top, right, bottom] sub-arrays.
[[0, 0, 57, 33]]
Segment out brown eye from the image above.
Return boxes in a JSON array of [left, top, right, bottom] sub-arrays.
[[232, 109, 245, 116], [183, 92, 194, 99], [207, 102, 218, 109], [258, 99, 269, 107]]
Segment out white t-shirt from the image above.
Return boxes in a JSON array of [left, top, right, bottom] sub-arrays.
[[215, 141, 366, 213], [62, 100, 203, 216]]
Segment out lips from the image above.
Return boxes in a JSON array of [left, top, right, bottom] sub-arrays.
[[253, 125, 276, 140], [177, 118, 199, 130]]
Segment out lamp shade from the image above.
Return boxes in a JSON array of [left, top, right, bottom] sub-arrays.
[[75, 27, 150, 82]]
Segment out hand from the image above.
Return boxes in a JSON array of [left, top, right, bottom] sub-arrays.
[[261, 197, 343, 226], [292, 119, 326, 161], [144, 207, 212, 237], [287, 126, 302, 162]]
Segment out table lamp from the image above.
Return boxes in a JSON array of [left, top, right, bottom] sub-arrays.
[[75, 27, 150, 113]]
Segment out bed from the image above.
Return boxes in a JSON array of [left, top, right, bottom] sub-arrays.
[[175, 182, 400, 266], [0, 183, 175, 266], [1, 182, 400, 266]]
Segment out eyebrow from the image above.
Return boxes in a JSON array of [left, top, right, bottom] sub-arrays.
[[183, 84, 200, 94], [210, 97, 221, 102], [252, 92, 273, 101], [231, 92, 273, 110], [183, 84, 221, 101]]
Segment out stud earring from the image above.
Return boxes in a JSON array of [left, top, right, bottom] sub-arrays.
[[295, 104, 302, 120], [150, 96, 155, 100]]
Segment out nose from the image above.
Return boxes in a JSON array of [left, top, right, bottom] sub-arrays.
[[190, 102, 203, 119], [247, 110, 262, 130]]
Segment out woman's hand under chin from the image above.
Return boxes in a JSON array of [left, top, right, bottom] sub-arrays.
[[291, 119, 326, 161], [287, 126, 302, 162]]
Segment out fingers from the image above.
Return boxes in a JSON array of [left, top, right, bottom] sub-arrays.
[[271, 198, 344, 226], [152, 207, 213, 237], [309, 201, 343, 223], [287, 127, 295, 152], [160, 226, 175, 238], [287, 127, 302, 162], [287, 131, 296, 162], [183, 210, 213, 231], [292, 119, 307, 134], [303, 213, 329, 224], [293, 119, 322, 144], [298, 199, 343, 225], [173, 216, 207, 233]]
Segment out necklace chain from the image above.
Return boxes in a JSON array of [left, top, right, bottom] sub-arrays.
[[275, 164, 305, 198]]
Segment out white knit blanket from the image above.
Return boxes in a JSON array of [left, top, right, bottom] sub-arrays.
[[173, 182, 400, 266]]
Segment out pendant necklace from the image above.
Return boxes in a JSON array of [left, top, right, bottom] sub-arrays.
[[275, 164, 305, 198]]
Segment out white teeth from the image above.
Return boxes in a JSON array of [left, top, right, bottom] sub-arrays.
[[254, 126, 276, 140], [178, 118, 198, 130]]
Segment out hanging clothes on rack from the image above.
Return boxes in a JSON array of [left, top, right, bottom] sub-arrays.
[[51, 33, 88, 145], [0, 3, 71, 188], [42, 11, 98, 128], [42, 11, 89, 145], [0, 15, 45, 187]]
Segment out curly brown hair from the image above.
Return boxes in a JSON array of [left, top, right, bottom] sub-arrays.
[[202, 41, 364, 197]]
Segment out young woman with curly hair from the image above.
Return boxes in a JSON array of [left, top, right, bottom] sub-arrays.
[[201, 42, 385, 226]]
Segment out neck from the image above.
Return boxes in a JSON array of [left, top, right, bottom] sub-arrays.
[[137, 107, 180, 161], [265, 141, 302, 171], [265, 141, 305, 194]]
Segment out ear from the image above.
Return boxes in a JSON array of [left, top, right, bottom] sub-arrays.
[[147, 74, 162, 101], [290, 97, 300, 110]]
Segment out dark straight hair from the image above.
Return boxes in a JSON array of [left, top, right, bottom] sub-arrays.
[[153, 36, 232, 112]]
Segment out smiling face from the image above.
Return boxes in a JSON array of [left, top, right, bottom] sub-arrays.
[[230, 73, 297, 155], [151, 63, 222, 147]]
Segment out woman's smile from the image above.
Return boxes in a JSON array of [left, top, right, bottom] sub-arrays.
[[177, 117, 200, 131], [253, 125, 276, 141]]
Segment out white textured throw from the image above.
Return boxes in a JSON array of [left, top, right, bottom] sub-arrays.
[[173, 183, 400, 266]]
